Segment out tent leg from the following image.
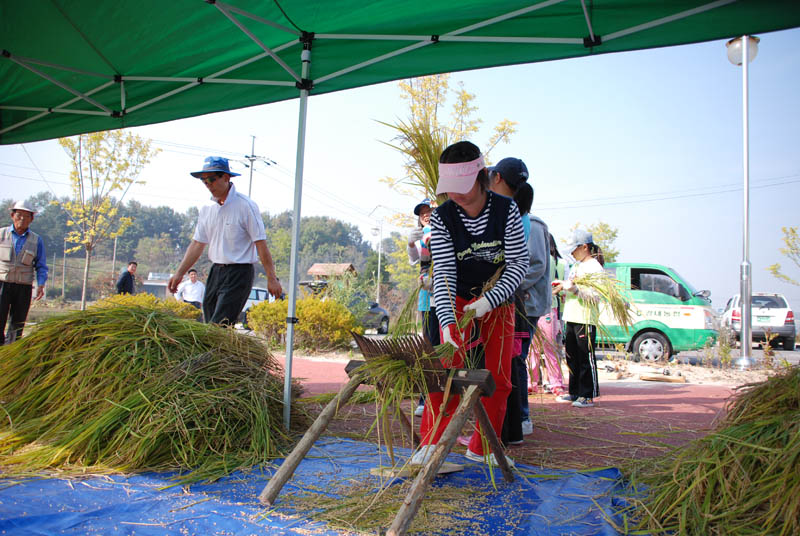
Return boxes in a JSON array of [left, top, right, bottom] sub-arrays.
[[283, 46, 312, 430]]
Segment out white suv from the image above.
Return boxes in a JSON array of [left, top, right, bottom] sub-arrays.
[[721, 293, 796, 351]]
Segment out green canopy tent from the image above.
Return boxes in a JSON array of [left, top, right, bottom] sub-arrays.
[[3, 0, 799, 426]]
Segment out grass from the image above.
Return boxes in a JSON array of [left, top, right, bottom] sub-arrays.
[[0, 306, 305, 484], [624, 367, 800, 535]]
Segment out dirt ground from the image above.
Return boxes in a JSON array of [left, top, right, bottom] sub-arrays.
[[279, 349, 782, 471]]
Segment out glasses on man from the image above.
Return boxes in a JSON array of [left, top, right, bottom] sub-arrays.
[[201, 173, 222, 185]]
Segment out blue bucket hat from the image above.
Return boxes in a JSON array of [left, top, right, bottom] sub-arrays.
[[413, 198, 432, 216], [565, 229, 593, 253], [190, 156, 240, 178]]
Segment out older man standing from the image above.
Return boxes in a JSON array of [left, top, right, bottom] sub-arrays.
[[168, 157, 281, 326], [0, 201, 48, 345]]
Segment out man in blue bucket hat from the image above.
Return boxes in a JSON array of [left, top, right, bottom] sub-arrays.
[[168, 156, 282, 326]]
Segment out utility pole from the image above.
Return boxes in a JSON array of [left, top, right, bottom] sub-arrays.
[[243, 136, 275, 198], [111, 236, 118, 281], [61, 239, 66, 299], [248, 135, 255, 197]]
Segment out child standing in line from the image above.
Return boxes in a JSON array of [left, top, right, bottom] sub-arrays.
[[551, 229, 604, 408]]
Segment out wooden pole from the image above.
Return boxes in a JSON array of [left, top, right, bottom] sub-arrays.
[[472, 401, 515, 482], [259, 372, 363, 505], [387, 384, 482, 536]]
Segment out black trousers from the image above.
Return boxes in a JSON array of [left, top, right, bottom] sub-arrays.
[[564, 322, 599, 399], [501, 353, 524, 446], [0, 281, 33, 345], [203, 264, 254, 326], [422, 306, 440, 346]]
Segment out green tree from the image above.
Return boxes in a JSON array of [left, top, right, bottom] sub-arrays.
[[385, 233, 419, 296], [57, 130, 159, 309], [135, 233, 178, 269], [767, 226, 799, 286], [568, 221, 620, 262]]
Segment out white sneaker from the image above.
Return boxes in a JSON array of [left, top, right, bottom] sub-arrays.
[[409, 444, 437, 465], [572, 397, 595, 408], [465, 449, 515, 468], [521, 419, 534, 436], [556, 394, 577, 403], [414, 404, 425, 417]]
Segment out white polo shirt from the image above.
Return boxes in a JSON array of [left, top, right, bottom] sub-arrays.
[[193, 182, 267, 264], [176, 279, 206, 302]]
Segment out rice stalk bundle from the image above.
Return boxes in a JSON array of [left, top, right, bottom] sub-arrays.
[[569, 270, 634, 340], [628, 367, 800, 535], [376, 117, 449, 202], [0, 306, 301, 483]]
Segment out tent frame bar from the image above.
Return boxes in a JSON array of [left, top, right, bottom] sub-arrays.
[[316, 33, 584, 45], [580, 0, 596, 42], [7, 54, 112, 114], [283, 44, 312, 430], [215, 1, 302, 83], [216, 1, 302, 37], [4, 53, 110, 79], [0, 105, 109, 116], [0, 80, 115, 136], [605, 0, 735, 42], [122, 76, 296, 86]]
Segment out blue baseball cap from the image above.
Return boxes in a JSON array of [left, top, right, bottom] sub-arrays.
[[413, 198, 432, 215], [489, 157, 529, 189], [565, 229, 593, 253], [190, 156, 240, 178]]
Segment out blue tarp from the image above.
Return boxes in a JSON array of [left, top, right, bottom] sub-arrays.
[[0, 438, 633, 535]]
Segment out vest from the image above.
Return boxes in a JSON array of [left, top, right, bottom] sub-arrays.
[[0, 227, 40, 285], [437, 192, 510, 300]]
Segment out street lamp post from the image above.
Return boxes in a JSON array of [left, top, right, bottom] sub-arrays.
[[372, 220, 383, 304], [726, 35, 759, 369]]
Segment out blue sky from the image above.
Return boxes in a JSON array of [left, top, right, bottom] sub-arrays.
[[2, 28, 799, 311]]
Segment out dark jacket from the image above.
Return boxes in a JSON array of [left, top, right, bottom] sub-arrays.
[[116, 270, 135, 294]]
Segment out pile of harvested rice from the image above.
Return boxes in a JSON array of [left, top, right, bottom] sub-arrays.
[[0, 306, 303, 483], [627, 366, 800, 535]]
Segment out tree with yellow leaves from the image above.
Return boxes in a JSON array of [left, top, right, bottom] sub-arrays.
[[767, 226, 799, 286], [378, 74, 517, 202], [57, 130, 159, 309]]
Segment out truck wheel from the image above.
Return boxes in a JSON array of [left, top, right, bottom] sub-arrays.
[[783, 337, 796, 351], [378, 317, 390, 335], [632, 331, 672, 363]]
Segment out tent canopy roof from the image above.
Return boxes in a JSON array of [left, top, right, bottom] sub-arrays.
[[2, 0, 799, 144]]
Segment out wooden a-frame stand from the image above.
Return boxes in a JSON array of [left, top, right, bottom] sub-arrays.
[[258, 334, 514, 536]]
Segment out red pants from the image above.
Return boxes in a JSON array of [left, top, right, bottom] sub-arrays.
[[420, 296, 514, 455]]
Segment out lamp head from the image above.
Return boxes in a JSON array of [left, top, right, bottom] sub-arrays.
[[726, 35, 759, 66]]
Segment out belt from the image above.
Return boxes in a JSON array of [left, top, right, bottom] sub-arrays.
[[213, 262, 251, 267]]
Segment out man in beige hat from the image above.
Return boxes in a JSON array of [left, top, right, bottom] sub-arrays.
[[0, 201, 48, 345]]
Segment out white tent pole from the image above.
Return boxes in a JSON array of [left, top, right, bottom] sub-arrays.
[[283, 44, 311, 430]]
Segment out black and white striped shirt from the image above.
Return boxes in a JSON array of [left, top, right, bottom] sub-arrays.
[[430, 193, 528, 328]]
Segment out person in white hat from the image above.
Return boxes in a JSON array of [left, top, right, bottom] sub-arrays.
[[0, 201, 49, 345], [551, 229, 605, 408], [168, 156, 282, 326]]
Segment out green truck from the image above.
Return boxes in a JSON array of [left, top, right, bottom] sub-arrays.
[[597, 263, 717, 361]]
